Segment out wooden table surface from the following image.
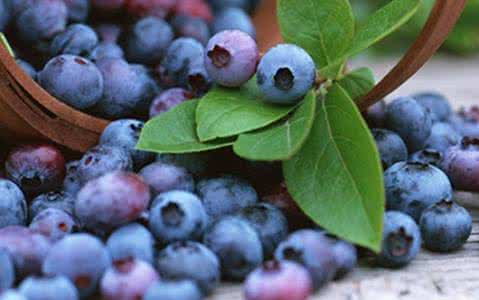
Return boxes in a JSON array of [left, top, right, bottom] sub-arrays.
[[210, 55, 479, 300]]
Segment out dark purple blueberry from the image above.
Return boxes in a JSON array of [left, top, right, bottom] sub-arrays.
[[89, 42, 124, 62], [384, 161, 453, 222], [100, 258, 159, 300], [211, 8, 255, 38], [18, 276, 78, 300], [50, 24, 98, 56], [144, 280, 202, 300], [237, 203, 288, 258], [29, 208, 78, 242], [125, 0, 175, 18], [14, 0, 67, 44], [149, 191, 208, 244], [16, 59, 37, 80], [196, 175, 258, 220], [409, 148, 443, 167], [364, 99, 387, 128], [0, 291, 27, 300], [0, 179, 27, 228], [63, 0, 89, 22], [326, 237, 357, 279], [106, 223, 155, 264], [123, 16, 173, 65], [413, 92, 452, 122], [385, 96, 433, 152], [424, 122, 461, 153], [274, 229, 337, 289], [42, 233, 111, 298], [156, 241, 220, 295], [149, 88, 193, 118], [0, 249, 15, 292], [161, 38, 211, 96], [38, 55, 104, 110], [256, 44, 316, 105], [205, 30, 258, 87], [0, 226, 52, 278], [77, 145, 133, 184], [75, 171, 151, 234], [5, 144, 65, 196], [99, 119, 155, 170], [156, 153, 211, 178], [420, 199, 472, 252], [203, 216, 263, 280], [441, 137, 479, 191], [139, 162, 194, 197], [372, 128, 408, 169], [29, 191, 75, 221], [95, 23, 122, 43], [243, 260, 312, 300], [376, 211, 421, 268], [63, 161, 83, 195], [171, 15, 210, 45]]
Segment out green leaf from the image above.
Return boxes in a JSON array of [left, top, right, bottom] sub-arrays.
[[137, 100, 234, 154], [283, 83, 384, 251], [347, 0, 421, 57], [337, 68, 375, 101], [196, 80, 294, 142], [233, 90, 317, 161], [277, 0, 354, 70]]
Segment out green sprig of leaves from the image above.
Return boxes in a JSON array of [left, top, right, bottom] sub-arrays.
[[138, 0, 420, 251]]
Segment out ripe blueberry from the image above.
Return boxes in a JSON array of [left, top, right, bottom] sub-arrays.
[[89, 42, 124, 62], [125, 0, 176, 18], [139, 162, 194, 196], [149, 88, 193, 118], [170, 15, 211, 45], [95, 23, 122, 43], [63, 0, 89, 22], [143, 280, 202, 300], [50, 24, 98, 56], [0, 179, 27, 228], [211, 8, 255, 38], [174, 0, 213, 22], [409, 148, 443, 167], [106, 223, 155, 264], [372, 128, 408, 169], [18, 276, 78, 300], [16, 59, 37, 80], [29, 191, 75, 221], [156, 153, 211, 178], [29, 208, 78, 242], [63, 161, 83, 195], [441, 137, 479, 191], [413, 92, 452, 122], [364, 99, 387, 128], [424, 122, 461, 153], [0, 250, 15, 292], [0, 291, 27, 300]]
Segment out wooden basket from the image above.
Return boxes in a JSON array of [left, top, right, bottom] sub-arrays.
[[0, 0, 466, 152]]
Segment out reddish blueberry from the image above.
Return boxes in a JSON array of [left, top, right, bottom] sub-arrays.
[[139, 162, 194, 197], [441, 137, 479, 191], [125, 0, 176, 18], [174, 0, 213, 22], [149, 88, 194, 118], [29, 208, 78, 242]]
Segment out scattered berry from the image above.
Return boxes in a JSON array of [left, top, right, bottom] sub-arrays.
[[441, 137, 479, 191], [372, 129, 408, 169]]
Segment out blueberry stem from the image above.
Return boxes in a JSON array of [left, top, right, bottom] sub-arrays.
[[0, 33, 14, 57]]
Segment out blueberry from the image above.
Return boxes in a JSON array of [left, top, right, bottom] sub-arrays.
[[0, 291, 27, 300], [0, 226, 52, 278], [123, 16, 173, 65], [156, 153, 211, 177], [99, 119, 155, 170], [274, 230, 337, 289], [0, 0, 10, 31], [18, 276, 78, 300], [0, 250, 15, 292], [125, 0, 175, 18], [89, 42, 124, 61], [143, 280, 202, 300], [171, 15, 211, 45], [413, 92, 452, 122], [441, 137, 479, 191], [424, 122, 461, 153], [29, 191, 75, 221], [5, 144, 65, 196], [156, 241, 220, 295], [243, 260, 312, 300], [449, 110, 479, 138], [29, 208, 78, 242], [100, 258, 159, 300], [16, 59, 37, 80], [38, 55, 104, 110], [197, 175, 258, 220], [327, 238, 357, 279], [384, 161, 453, 222], [63, 161, 83, 195], [237, 203, 288, 258], [93, 58, 156, 119], [174, 0, 213, 22], [385, 97, 433, 152], [106, 223, 155, 264], [0, 179, 27, 228], [75, 171, 151, 234], [364, 100, 387, 128], [63, 0, 89, 22], [77, 145, 133, 184], [203, 216, 263, 280], [372, 129, 408, 169], [50, 24, 98, 56], [376, 211, 421, 268], [256, 44, 316, 105], [42, 233, 111, 298], [161, 38, 211, 96], [211, 8, 255, 38], [139, 162, 194, 197], [14, 0, 67, 44], [149, 190, 208, 244], [95, 23, 122, 43], [205, 30, 258, 87], [409, 148, 443, 167], [420, 199, 472, 252], [149, 88, 193, 118], [130, 64, 162, 116]]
